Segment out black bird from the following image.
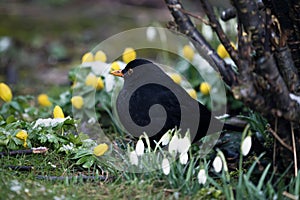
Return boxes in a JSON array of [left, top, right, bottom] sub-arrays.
[[111, 59, 238, 144]]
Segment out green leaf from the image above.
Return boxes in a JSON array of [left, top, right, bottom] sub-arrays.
[[82, 157, 95, 168], [72, 149, 92, 159]]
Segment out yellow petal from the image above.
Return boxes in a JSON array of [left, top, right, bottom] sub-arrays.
[[16, 130, 28, 140], [71, 96, 84, 109], [96, 77, 104, 90], [216, 42, 236, 59], [37, 94, 52, 107], [53, 105, 65, 118], [183, 45, 195, 61], [122, 48, 136, 64], [200, 82, 211, 95], [187, 89, 197, 99], [110, 61, 121, 71], [0, 82, 13, 102], [94, 50, 107, 62], [81, 52, 94, 63], [85, 74, 98, 88], [169, 73, 182, 84], [93, 143, 109, 156]]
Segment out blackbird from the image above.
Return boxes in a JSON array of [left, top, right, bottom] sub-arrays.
[[111, 59, 238, 144]]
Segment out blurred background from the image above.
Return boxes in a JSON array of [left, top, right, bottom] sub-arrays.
[[0, 0, 173, 95]]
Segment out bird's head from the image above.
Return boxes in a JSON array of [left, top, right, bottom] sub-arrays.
[[110, 59, 153, 77]]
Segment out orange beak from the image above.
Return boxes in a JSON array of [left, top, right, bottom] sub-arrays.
[[110, 70, 124, 77]]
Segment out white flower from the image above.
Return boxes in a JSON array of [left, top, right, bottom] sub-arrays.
[[162, 157, 170, 175], [135, 139, 145, 156], [241, 136, 252, 156], [160, 131, 171, 146], [146, 27, 157, 41], [179, 152, 188, 165], [213, 156, 223, 173], [33, 117, 70, 128], [177, 135, 191, 154], [202, 24, 213, 41], [168, 134, 179, 155], [129, 151, 139, 166], [197, 169, 207, 185]]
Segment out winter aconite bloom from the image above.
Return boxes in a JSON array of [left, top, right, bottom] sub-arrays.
[[37, 94, 52, 107], [122, 48, 136, 64], [216, 42, 236, 59], [183, 45, 195, 61], [187, 89, 197, 99], [96, 77, 104, 90], [213, 156, 223, 173], [135, 139, 145, 156], [93, 143, 109, 156], [71, 96, 84, 109], [162, 157, 170, 175], [197, 169, 207, 185], [169, 73, 182, 84], [53, 105, 65, 118], [85, 74, 98, 88], [129, 150, 139, 166], [0, 82, 13, 102], [110, 61, 121, 71], [81, 52, 94, 63], [200, 82, 211, 95], [94, 50, 107, 62], [241, 136, 252, 156], [16, 130, 28, 141]]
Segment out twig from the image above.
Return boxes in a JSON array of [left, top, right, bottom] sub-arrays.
[[199, 0, 241, 67], [0, 147, 48, 157], [282, 191, 298, 200], [291, 123, 298, 177], [4, 165, 33, 171], [267, 126, 293, 152], [164, 0, 237, 87]]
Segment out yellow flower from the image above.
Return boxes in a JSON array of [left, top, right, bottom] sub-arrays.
[[85, 74, 98, 88], [53, 105, 65, 118], [169, 73, 182, 84], [37, 94, 52, 107], [81, 52, 94, 63], [216, 42, 236, 59], [187, 89, 197, 99], [110, 61, 121, 71], [183, 45, 195, 61], [93, 143, 109, 156], [122, 48, 136, 63], [96, 77, 104, 90], [71, 96, 84, 109], [16, 130, 28, 141], [0, 82, 13, 102], [94, 50, 107, 62], [200, 82, 211, 95], [23, 141, 27, 148]]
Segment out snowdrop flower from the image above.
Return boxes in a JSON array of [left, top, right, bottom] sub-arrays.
[[129, 150, 139, 166], [213, 155, 223, 173], [168, 134, 179, 155], [160, 131, 171, 146], [197, 169, 207, 185], [179, 152, 188, 165], [202, 24, 213, 41], [162, 157, 170, 175], [177, 135, 191, 154], [241, 135, 252, 156], [135, 139, 145, 156]]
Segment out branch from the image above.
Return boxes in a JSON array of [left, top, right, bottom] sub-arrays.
[[164, 0, 237, 86]]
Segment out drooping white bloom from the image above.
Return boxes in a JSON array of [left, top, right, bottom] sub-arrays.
[[197, 169, 207, 185], [162, 157, 170, 175], [179, 152, 188, 165], [135, 139, 145, 156], [129, 150, 139, 166], [33, 117, 70, 129], [202, 24, 213, 41], [160, 131, 171, 146], [241, 136, 252, 156], [213, 156, 223, 173], [168, 134, 179, 154], [177, 135, 191, 154]]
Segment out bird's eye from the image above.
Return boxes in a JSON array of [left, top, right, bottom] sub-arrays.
[[128, 68, 134, 75]]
